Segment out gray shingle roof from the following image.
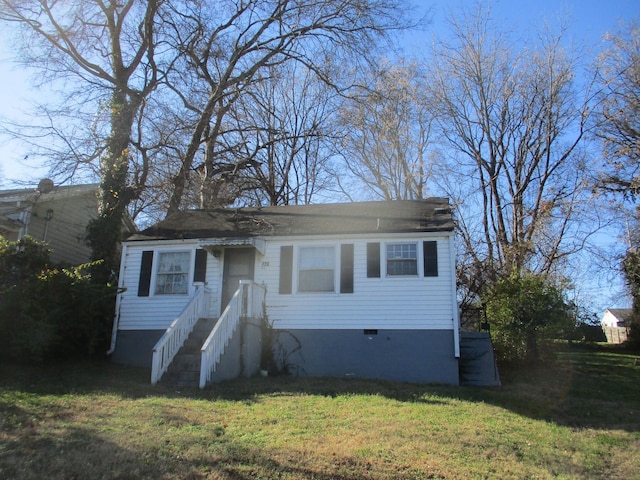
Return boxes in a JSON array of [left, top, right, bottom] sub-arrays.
[[607, 308, 633, 326], [130, 199, 454, 241]]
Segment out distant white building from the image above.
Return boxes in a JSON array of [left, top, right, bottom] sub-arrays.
[[601, 308, 633, 344]]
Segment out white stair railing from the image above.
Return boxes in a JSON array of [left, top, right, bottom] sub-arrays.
[[200, 280, 266, 388], [151, 287, 211, 384]]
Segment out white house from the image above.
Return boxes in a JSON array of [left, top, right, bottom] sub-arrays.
[[109, 199, 461, 386], [601, 308, 633, 344]]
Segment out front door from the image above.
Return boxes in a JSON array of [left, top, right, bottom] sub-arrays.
[[221, 248, 255, 309]]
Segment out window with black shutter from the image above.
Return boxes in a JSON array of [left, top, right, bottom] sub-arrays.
[[137, 250, 154, 297], [193, 249, 208, 282], [423, 241, 438, 277], [340, 244, 354, 293], [367, 242, 380, 278], [279, 245, 293, 294]]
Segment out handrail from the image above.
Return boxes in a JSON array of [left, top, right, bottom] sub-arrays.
[[200, 280, 266, 388], [150, 287, 211, 385]]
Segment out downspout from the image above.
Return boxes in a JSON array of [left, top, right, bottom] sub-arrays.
[[449, 234, 460, 358], [107, 243, 128, 355]]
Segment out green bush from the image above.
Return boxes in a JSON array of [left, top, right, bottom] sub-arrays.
[[0, 236, 117, 362], [483, 271, 575, 364]]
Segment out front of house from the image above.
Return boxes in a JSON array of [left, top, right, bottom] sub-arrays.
[[110, 199, 461, 385]]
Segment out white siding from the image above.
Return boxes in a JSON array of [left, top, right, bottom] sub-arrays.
[[28, 194, 96, 265], [255, 233, 456, 331], [116, 232, 457, 333], [117, 241, 223, 331]]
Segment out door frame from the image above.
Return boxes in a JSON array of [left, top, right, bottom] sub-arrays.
[[221, 247, 256, 308]]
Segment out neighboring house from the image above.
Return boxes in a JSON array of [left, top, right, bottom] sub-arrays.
[[110, 199, 462, 386], [0, 179, 99, 265], [601, 308, 633, 344]]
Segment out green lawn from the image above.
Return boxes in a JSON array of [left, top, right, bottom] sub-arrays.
[[1, 344, 639, 479]]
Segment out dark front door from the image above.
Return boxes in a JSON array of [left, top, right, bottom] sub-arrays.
[[221, 248, 255, 309]]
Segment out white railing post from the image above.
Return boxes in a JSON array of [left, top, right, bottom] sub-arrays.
[[199, 281, 266, 389], [240, 279, 251, 317], [150, 287, 211, 384]]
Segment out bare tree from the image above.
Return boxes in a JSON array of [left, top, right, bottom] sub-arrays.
[[162, 0, 415, 214], [336, 59, 436, 200], [593, 20, 640, 343], [594, 20, 640, 199], [225, 62, 338, 206], [427, 6, 595, 297], [0, 0, 419, 274], [0, 0, 164, 279]]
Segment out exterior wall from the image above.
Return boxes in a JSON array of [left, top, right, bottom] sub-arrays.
[[116, 232, 457, 333], [111, 329, 165, 367], [116, 240, 223, 331], [113, 232, 460, 383], [0, 188, 98, 265], [274, 328, 459, 385], [601, 310, 623, 328], [209, 317, 262, 382], [27, 192, 97, 265], [256, 233, 457, 331]]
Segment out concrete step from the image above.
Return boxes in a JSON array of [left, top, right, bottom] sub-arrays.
[[160, 317, 218, 388]]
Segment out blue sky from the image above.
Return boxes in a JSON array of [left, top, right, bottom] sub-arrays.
[[1, 0, 638, 183], [2, 0, 638, 184], [0, 0, 638, 315]]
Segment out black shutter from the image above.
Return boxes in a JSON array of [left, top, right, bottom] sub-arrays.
[[279, 245, 293, 294], [340, 244, 354, 293], [367, 242, 380, 278], [423, 241, 438, 277], [138, 250, 154, 297], [193, 249, 207, 282]]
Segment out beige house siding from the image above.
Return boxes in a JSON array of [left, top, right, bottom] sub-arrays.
[[26, 192, 97, 265], [0, 183, 104, 266]]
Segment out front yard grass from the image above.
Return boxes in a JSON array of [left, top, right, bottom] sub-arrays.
[[1, 343, 639, 479]]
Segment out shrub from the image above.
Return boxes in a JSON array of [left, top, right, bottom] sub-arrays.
[[483, 271, 576, 364], [0, 236, 117, 362]]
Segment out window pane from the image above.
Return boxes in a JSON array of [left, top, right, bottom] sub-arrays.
[[298, 246, 334, 292], [155, 251, 190, 294], [386, 244, 417, 276], [299, 269, 334, 292], [299, 246, 334, 269]]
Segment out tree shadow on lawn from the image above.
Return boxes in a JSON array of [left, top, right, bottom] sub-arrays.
[[2, 343, 639, 434], [473, 343, 640, 431], [0, 400, 399, 480]]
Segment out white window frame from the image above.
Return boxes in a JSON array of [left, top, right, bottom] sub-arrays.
[[296, 244, 337, 293], [385, 242, 419, 277], [152, 249, 193, 296]]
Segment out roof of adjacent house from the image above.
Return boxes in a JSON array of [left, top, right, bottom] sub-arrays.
[[129, 198, 454, 241], [0, 183, 100, 235], [604, 308, 634, 326], [0, 182, 98, 202]]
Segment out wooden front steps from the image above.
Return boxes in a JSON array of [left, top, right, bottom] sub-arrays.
[[161, 317, 217, 388]]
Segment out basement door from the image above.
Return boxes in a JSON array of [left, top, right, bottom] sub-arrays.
[[221, 248, 255, 309]]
